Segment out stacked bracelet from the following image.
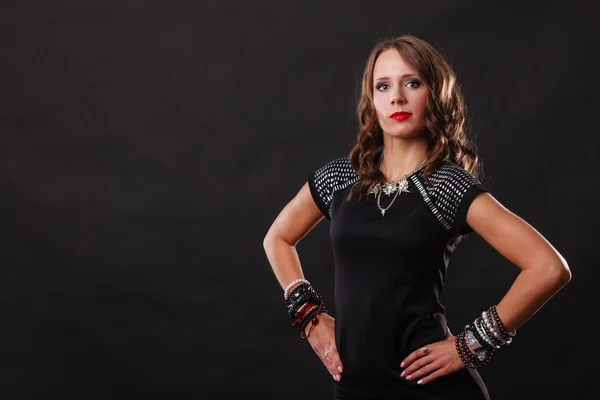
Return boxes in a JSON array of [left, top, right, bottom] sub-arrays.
[[284, 280, 328, 339], [284, 279, 310, 299], [456, 331, 493, 369], [455, 305, 516, 369]]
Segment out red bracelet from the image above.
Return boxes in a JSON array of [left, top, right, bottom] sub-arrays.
[[292, 301, 319, 329], [300, 302, 324, 339]]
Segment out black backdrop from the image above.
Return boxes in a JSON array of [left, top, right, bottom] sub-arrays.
[[1, 1, 598, 399]]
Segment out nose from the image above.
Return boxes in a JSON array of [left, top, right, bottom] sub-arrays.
[[391, 86, 406, 105]]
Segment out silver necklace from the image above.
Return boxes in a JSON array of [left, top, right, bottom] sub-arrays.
[[368, 159, 428, 216]]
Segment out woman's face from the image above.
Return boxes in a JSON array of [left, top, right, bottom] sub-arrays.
[[372, 49, 428, 139]]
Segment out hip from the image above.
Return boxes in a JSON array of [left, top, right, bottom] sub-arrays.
[[333, 367, 490, 400]]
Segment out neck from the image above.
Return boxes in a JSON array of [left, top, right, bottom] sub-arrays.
[[379, 137, 429, 182]]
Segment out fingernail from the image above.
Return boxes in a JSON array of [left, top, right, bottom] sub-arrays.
[[417, 379, 423, 384], [334, 374, 340, 381], [400, 371, 406, 377], [400, 361, 405, 368], [337, 365, 343, 373], [406, 374, 412, 380]]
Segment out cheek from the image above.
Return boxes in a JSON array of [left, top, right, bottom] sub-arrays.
[[416, 92, 428, 111], [373, 95, 385, 115], [373, 96, 392, 124]]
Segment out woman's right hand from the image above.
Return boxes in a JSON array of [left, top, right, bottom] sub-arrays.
[[305, 313, 343, 381]]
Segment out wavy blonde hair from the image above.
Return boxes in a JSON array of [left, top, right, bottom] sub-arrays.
[[348, 35, 481, 200]]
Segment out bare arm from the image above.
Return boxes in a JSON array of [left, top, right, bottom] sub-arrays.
[[263, 183, 344, 381], [263, 182, 324, 291], [466, 192, 572, 332], [398, 191, 572, 385]]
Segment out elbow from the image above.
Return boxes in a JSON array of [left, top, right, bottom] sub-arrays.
[[263, 231, 274, 251], [263, 229, 284, 251], [557, 263, 572, 285], [264, 224, 296, 250], [529, 257, 571, 289], [554, 251, 572, 284], [548, 258, 572, 287]]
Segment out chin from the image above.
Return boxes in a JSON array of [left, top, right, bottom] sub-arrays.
[[383, 128, 424, 139]]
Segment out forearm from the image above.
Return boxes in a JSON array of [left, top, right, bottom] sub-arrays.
[[264, 235, 321, 336], [263, 235, 305, 292], [494, 265, 570, 333]]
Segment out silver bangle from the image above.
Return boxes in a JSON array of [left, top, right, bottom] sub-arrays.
[[483, 311, 509, 345], [284, 278, 310, 299], [488, 309, 514, 345], [475, 317, 497, 348]]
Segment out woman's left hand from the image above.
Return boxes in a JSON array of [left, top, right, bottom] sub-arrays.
[[400, 327, 466, 385]]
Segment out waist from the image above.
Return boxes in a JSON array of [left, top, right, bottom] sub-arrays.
[[334, 368, 488, 400], [334, 317, 447, 380]]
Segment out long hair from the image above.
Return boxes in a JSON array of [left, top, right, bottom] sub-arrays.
[[347, 35, 481, 200]]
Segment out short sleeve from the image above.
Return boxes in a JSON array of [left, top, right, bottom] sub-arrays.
[[427, 163, 488, 237], [307, 157, 358, 221]]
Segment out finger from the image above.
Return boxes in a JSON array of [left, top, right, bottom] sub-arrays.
[[415, 366, 447, 385], [405, 359, 443, 382], [319, 344, 341, 381], [324, 346, 344, 380], [327, 346, 344, 374], [401, 354, 434, 378], [401, 344, 431, 368]]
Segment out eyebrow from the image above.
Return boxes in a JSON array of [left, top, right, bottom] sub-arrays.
[[374, 74, 419, 82]]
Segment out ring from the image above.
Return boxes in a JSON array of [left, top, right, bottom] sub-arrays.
[[421, 346, 429, 354], [325, 350, 331, 357]]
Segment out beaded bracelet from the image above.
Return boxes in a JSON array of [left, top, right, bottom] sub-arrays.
[[292, 301, 319, 329], [481, 306, 515, 347], [298, 302, 321, 331], [288, 289, 321, 318], [285, 283, 313, 308], [456, 331, 494, 369], [283, 281, 328, 338], [287, 286, 325, 319], [489, 305, 516, 343], [300, 301, 324, 339], [285, 283, 321, 311], [480, 312, 503, 348], [455, 305, 516, 369], [473, 318, 495, 349], [296, 296, 328, 327], [285, 283, 312, 309], [284, 279, 310, 300]]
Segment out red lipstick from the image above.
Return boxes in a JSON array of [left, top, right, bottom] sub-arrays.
[[390, 112, 412, 121]]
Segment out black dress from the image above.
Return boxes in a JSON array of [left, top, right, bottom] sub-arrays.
[[307, 155, 491, 400]]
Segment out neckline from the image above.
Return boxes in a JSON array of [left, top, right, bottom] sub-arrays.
[[378, 160, 429, 184]]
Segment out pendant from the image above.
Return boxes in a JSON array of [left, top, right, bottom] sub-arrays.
[[381, 209, 386, 216], [382, 182, 397, 196], [398, 179, 410, 194], [368, 183, 382, 195], [368, 178, 411, 201]]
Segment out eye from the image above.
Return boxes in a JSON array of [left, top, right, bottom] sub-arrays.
[[375, 83, 389, 91], [405, 80, 421, 88]]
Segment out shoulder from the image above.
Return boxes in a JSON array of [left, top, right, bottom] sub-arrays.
[[307, 156, 360, 220], [424, 161, 483, 192], [411, 161, 488, 235], [312, 156, 357, 184]]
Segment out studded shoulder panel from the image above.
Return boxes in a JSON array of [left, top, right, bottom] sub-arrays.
[[410, 162, 488, 236], [308, 157, 360, 220]]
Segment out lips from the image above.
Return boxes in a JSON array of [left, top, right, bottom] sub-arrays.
[[390, 112, 412, 121]]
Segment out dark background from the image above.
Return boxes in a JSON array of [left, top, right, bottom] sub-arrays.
[[1, 1, 598, 399]]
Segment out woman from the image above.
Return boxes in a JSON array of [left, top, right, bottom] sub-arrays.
[[263, 35, 571, 400]]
